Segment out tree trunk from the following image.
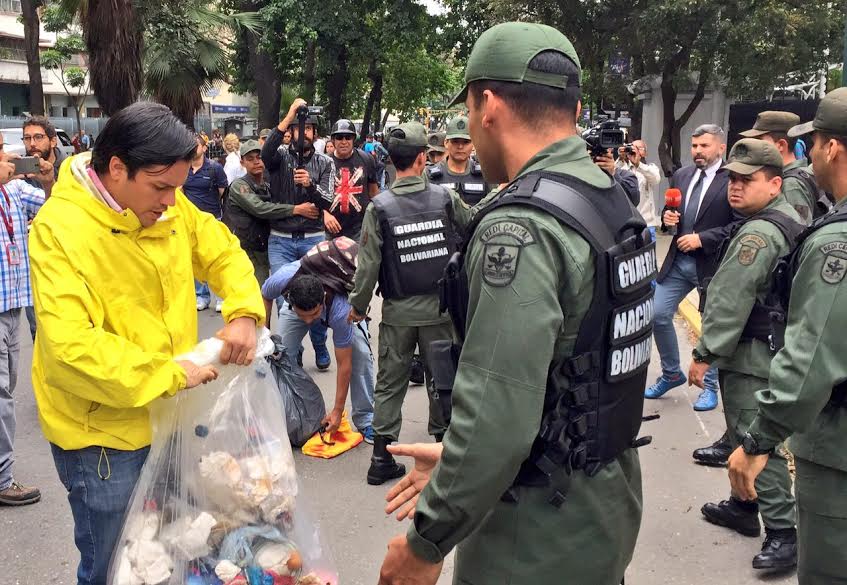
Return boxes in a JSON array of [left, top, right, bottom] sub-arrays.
[[657, 70, 678, 177], [241, 0, 280, 129], [325, 45, 349, 124], [381, 108, 390, 129], [360, 59, 382, 141], [73, 95, 83, 137], [302, 40, 317, 104], [85, 0, 143, 115], [21, 0, 45, 115]]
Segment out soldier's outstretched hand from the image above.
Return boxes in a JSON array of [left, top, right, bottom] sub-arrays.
[[385, 443, 443, 520]]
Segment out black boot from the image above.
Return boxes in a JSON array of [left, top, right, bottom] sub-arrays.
[[692, 430, 733, 466], [367, 436, 406, 485], [409, 354, 425, 385], [753, 528, 797, 570], [701, 497, 761, 537]]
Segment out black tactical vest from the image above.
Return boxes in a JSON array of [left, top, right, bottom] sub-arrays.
[[784, 166, 833, 220], [372, 184, 459, 299], [444, 170, 656, 505], [771, 204, 847, 404], [706, 208, 804, 349], [428, 160, 490, 206], [223, 177, 272, 252]]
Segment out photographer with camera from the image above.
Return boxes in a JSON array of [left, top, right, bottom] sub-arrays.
[[261, 97, 335, 371], [616, 140, 661, 233], [583, 118, 640, 206]]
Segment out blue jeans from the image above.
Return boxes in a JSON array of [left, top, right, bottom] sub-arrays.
[[268, 233, 328, 349], [653, 254, 719, 390], [195, 279, 211, 304], [51, 444, 149, 585], [275, 305, 374, 430]]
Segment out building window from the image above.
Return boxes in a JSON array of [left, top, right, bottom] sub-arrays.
[[0, 0, 22, 13], [86, 107, 102, 118]]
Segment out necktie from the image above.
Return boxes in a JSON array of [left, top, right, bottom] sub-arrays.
[[682, 170, 706, 234]]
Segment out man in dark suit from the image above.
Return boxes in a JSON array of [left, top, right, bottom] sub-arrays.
[[646, 124, 737, 412]]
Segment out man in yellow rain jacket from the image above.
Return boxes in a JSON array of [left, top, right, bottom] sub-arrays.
[[28, 102, 265, 585]]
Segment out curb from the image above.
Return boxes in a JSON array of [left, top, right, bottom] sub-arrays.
[[677, 297, 702, 337]]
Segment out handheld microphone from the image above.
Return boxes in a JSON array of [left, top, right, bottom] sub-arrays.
[[664, 188, 682, 235]]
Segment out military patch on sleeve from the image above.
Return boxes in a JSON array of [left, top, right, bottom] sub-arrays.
[[737, 234, 767, 266], [820, 242, 847, 284], [239, 183, 249, 195], [479, 220, 536, 286]]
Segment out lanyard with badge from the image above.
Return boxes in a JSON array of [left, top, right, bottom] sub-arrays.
[[0, 185, 20, 265]]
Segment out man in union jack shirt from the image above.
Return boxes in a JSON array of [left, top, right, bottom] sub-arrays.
[[0, 146, 54, 506]]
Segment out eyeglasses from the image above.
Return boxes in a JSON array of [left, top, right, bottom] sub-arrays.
[[23, 133, 47, 142], [334, 135, 355, 141]]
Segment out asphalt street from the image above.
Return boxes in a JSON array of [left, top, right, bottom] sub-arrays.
[[3, 297, 797, 585]]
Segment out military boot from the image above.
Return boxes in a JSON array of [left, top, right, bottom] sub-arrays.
[[367, 436, 406, 485], [701, 497, 761, 537], [752, 528, 798, 570], [692, 430, 733, 466]]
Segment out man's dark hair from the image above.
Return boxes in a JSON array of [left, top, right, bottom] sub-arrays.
[[90, 102, 198, 178], [23, 115, 56, 139], [765, 131, 798, 151], [287, 275, 324, 310], [760, 166, 782, 181], [468, 50, 581, 129], [819, 132, 847, 150], [388, 144, 426, 171]]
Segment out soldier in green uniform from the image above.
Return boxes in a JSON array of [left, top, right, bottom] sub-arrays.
[[348, 122, 471, 486], [377, 22, 651, 585], [730, 87, 847, 585], [224, 140, 315, 284], [427, 116, 492, 206], [687, 139, 802, 569], [426, 132, 446, 166], [740, 110, 822, 224]]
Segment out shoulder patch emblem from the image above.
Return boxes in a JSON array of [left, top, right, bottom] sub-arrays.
[[820, 242, 847, 284], [737, 234, 767, 266], [479, 220, 535, 286], [239, 183, 249, 195]]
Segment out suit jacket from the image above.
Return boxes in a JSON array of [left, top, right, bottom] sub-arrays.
[[658, 164, 739, 284]]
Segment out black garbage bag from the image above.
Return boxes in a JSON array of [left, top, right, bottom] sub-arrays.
[[266, 334, 327, 447]]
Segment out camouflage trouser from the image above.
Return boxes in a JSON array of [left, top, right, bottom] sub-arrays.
[[372, 321, 451, 440], [796, 458, 847, 585], [719, 369, 796, 530], [246, 248, 270, 287]]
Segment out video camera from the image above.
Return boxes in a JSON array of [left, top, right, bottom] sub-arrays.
[[296, 104, 324, 119], [582, 116, 630, 157]]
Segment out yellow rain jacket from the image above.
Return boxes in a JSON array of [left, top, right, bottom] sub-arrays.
[[29, 154, 265, 451]]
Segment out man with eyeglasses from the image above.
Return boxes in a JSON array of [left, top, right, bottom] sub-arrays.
[[324, 118, 380, 242], [22, 116, 66, 190]]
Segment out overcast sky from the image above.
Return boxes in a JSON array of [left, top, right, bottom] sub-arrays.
[[420, 0, 446, 15]]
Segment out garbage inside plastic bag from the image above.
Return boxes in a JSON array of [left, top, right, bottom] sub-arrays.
[[108, 329, 337, 585], [266, 335, 327, 447]]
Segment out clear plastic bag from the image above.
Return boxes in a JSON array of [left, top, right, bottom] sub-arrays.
[[108, 330, 337, 585]]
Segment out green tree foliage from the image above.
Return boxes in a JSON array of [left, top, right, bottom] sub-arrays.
[[41, 33, 90, 131]]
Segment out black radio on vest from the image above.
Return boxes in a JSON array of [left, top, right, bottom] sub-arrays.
[[372, 183, 460, 299]]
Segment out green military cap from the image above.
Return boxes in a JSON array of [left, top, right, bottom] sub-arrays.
[[427, 131, 446, 153], [240, 139, 261, 157], [739, 111, 801, 138], [446, 116, 471, 140], [789, 87, 847, 138], [387, 122, 428, 148], [724, 138, 783, 175], [259, 128, 271, 138], [449, 22, 581, 107]]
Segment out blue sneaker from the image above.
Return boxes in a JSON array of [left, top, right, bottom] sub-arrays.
[[315, 344, 331, 370], [361, 426, 374, 445], [645, 374, 686, 399], [693, 388, 719, 411]]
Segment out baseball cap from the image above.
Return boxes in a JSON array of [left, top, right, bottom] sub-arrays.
[[739, 111, 801, 138], [259, 128, 271, 139], [724, 138, 783, 175], [427, 132, 446, 153], [788, 87, 847, 138], [449, 22, 581, 107], [240, 139, 261, 157], [387, 122, 428, 149], [446, 116, 471, 140]]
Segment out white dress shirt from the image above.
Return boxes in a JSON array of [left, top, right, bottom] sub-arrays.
[[685, 157, 722, 221]]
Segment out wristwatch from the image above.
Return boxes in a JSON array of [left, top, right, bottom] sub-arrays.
[[741, 432, 774, 456], [692, 348, 711, 364]]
